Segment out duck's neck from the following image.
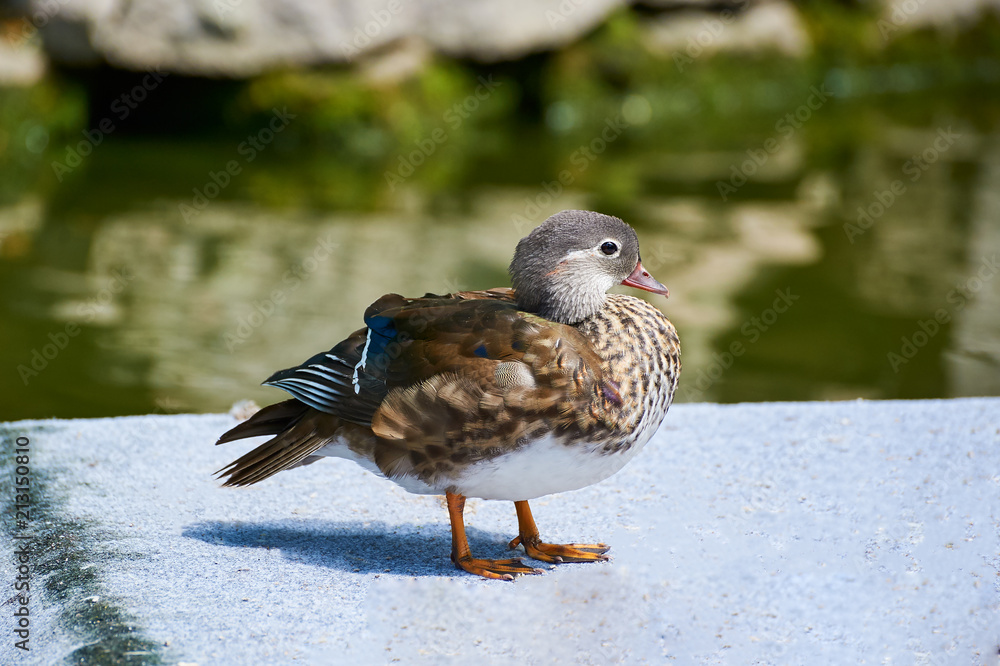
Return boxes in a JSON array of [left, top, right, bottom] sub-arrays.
[[575, 294, 675, 375], [517, 285, 607, 325]]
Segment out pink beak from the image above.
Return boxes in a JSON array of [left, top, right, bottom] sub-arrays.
[[621, 261, 669, 297]]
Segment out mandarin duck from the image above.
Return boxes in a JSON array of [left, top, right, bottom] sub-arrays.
[[216, 210, 681, 580]]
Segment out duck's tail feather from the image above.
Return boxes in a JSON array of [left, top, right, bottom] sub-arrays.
[[215, 399, 327, 487]]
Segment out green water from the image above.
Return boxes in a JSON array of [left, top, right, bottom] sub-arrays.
[[2, 56, 999, 419]]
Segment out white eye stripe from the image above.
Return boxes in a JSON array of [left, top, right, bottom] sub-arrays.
[[558, 239, 622, 263], [559, 247, 600, 262]]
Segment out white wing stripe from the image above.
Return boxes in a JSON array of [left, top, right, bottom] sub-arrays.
[[299, 366, 351, 387], [277, 379, 339, 404], [352, 329, 373, 394], [272, 380, 342, 411]]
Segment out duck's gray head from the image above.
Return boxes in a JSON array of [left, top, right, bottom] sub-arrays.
[[509, 210, 668, 324]]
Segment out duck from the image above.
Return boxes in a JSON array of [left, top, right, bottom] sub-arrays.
[[216, 210, 681, 580]]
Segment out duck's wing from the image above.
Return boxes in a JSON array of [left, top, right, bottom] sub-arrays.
[[259, 290, 516, 427], [215, 290, 527, 486], [358, 293, 621, 485], [240, 288, 619, 486]]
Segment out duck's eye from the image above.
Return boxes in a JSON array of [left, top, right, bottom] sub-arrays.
[[600, 241, 619, 256]]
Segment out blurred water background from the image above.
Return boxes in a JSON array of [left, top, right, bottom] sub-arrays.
[[1, 0, 998, 419]]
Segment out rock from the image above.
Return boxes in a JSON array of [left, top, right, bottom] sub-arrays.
[[642, 0, 812, 61], [876, 0, 1000, 37], [636, 0, 746, 7], [0, 29, 46, 85], [29, 0, 626, 76]]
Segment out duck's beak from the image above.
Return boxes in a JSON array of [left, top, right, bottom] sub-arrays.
[[622, 261, 669, 297]]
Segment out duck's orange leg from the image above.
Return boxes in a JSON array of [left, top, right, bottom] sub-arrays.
[[446, 492, 542, 580], [508, 500, 610, 564]]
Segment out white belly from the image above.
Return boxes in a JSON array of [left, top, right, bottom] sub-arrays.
[[315, 433, 648, 501], [449, 434, 646, 501]]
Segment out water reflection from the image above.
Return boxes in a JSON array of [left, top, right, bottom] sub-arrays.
[[1, 117, 998, 419]]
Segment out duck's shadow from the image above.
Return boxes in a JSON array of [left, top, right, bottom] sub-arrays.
[[183, 520, 518, 578]]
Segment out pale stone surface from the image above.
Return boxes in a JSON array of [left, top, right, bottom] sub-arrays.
[[2, 398, 998, 663]]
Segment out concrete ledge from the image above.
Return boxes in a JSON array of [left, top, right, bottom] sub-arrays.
[[2, 398, 999, 664]]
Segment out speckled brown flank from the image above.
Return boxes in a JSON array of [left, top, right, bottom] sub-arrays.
[[576, 294, 680, 454]]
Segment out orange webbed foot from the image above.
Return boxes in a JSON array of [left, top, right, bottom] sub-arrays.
[[509, 500, 610, 564], [447, 492, 545, 580], [452, 554, 544, 581], [508, 535, 610, 564]]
